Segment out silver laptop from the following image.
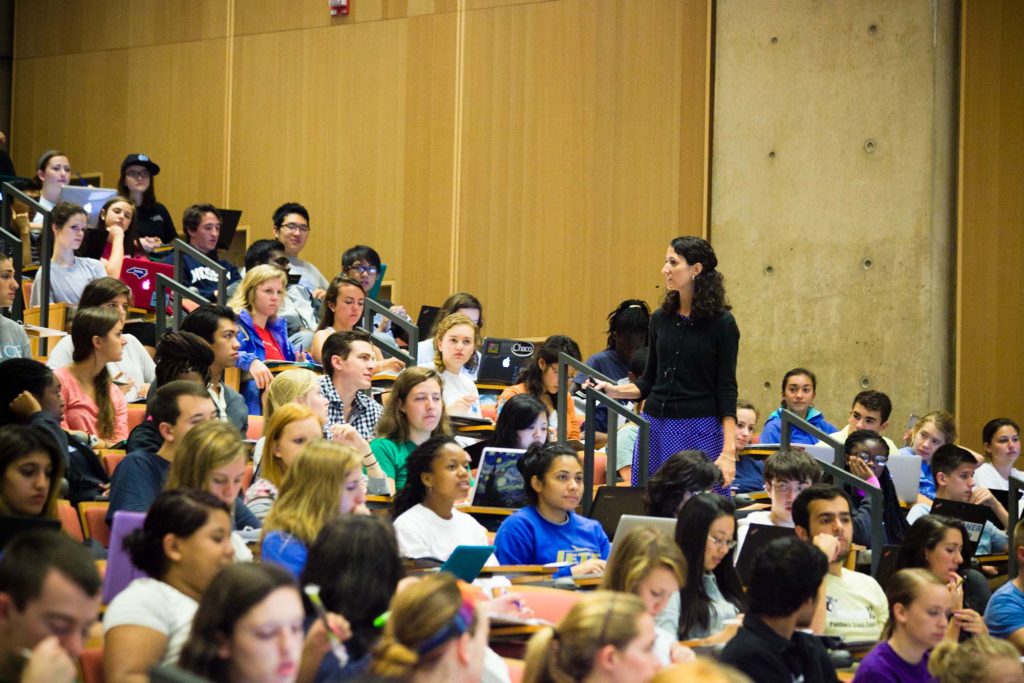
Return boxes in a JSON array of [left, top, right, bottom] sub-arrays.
[[886, 453, 923, 504], [611, 514, 677, 548], [58, 185, 118, 228]]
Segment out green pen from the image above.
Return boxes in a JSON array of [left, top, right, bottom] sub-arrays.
[[373, 610, 391, 628]]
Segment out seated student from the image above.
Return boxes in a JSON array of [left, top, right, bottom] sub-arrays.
[[29, 201, 107, 306], [229, 264, 296, 415], [29, 150, 70, 220], [843, 429, 911, 547], [180, 305, 248, 433], [118, 153, 177, 250], [643, 450, 723, 518], [245, 404, 324, 521], [489, 394, 549, 450], [432, 313, 485, 418], [906, 443, 1009, 556], [759, 368, 837, 445], [573, 299, 650, 440], [107, 381, 217, 523], [974, 418, 1022, 495], [853, 568, 964, 683], [165, 420, 262, 561], [261, 441, 367, 578], [371, 367, 453, 492], [178, 563, 308, 683], [0, 359, 110, 505], [791, 484, 888, 642], [601, 526, 693, 666], [240, 238, 317, 352], [929, 635, 1024, 683], [302, 515, 406, 679], [250, 368, 329, 472], [824, 389, 901, 455], [0, 530, 102, 683], [46, 278, 156, 402], [494, 443, 609, 577], [310, 276, 405, 373], [608, 346, 649, 481], [0, 424, 63, 520], [897, 409, 957, 500], [661, 493, 744, 641], [341, 244, 407, 339], [416, 291, 484, 374], [370, 573, 495, 682], [320, 329, 383, 442], [272, 202, 327, 298], [179, 203, 240, 301], [719, 536, 836, 683], [896, 515, 993, 620], [730, 399, 764, 493], [735, 447, 821, 556], [55, 306, 129, 449], [391, 436, 493, 562], [523, 591, 661, 683], [984, 519, 1024, 650], [103, 490, 235, 680], [77, 195, 142, 278], [497, 335, 583, 443], [0, 251, 29, 359]]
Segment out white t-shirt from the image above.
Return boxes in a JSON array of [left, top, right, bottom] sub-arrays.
[[287, 255, 328, 293], [103, 578, 198, 666], [975, 462, 1024, 513], [30, 257, 106, 306], [47, 332, 156, 403], [823, 568, 888, 642], [442, 369, 482, 418], [393, 503, 494, 563], [418, 340, 481, 380]]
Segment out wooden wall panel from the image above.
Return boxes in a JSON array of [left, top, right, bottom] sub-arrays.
[[233, 0, 457, 36], [956, 0, 1024, 451]]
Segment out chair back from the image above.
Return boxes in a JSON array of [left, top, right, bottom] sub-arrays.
[[102, 510, 148, 604]]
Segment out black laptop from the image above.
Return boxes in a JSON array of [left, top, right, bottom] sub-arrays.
[[930, 498, 990, 559], [735, 524, 796, 586], [476, 338, 535, 385], [0, 515, 61, 551], [587, 486, 647, 539], [214, 208, 242, 251]]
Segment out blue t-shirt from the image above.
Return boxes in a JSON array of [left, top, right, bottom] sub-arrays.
[[760, 407, 836, 445], [732, 457, 765, 494], [985, 579, 1024, 638], [261, 530, 308, 578], [107, 450, 170, 523], [573, 348, 630, 433], [494, 506, 609, 577]]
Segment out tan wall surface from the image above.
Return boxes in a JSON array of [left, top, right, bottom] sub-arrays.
[[711, 0, 958, 439], [957, 0, 1024, 453], [10, 0, 710, 359]]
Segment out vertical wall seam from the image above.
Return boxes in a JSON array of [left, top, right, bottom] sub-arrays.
[[448, 0, 467, 292], [223, 0, 236, 206]]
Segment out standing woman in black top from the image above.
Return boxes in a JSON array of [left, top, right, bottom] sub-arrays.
[[117, 153, 177, 252], [594, 236, 739, 492]]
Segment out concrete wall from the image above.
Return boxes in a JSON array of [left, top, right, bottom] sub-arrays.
[[711, 0, 958, 439]]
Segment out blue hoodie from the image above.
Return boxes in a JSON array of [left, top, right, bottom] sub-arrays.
[[759, 406, 836, 445]]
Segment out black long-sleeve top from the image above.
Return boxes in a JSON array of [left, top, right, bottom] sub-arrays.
[[634, 308, 739, 421]]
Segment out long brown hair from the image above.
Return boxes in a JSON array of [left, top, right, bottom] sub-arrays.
[[376, 367, 453, 443], [69, 306, 121, 440]]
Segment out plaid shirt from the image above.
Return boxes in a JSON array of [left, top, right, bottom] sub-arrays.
[[319, 374, 382, 441]]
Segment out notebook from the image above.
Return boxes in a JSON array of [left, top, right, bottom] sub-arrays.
[[476, 338, 535, 385], [469, 447, 528, 508], [885, 453, 923, 504], [58, 185, 118, 228], [587, 486, 647, 539], [440, 545, 496, 583], [734, 523, 796, 586], [611, 514, 677, 547], [120, 257, 175, 312]]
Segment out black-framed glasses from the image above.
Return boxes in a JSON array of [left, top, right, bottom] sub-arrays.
[[280, 222, 310, 234], [858, 453, 888, 466], [348, 265, 378, 276]]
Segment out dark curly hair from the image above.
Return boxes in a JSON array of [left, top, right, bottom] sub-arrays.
[[605, 299, 650, 349], [661, 236, 730, 319], [643, 450, 722, 517], [390, 435, 460, 520]]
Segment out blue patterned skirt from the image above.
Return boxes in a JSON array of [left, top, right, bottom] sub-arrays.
[[631, 414, 728, 495]]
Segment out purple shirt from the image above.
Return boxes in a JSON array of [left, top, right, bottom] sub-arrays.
[[853, 642, 936, 683]]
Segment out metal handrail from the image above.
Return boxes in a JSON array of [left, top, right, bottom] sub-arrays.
[[1009, 474, 1024, 578], [171, 239, 227, 307], [154, 274, 211, 335], [780, 409, 884, 576], [362, 298, 417, 367], [580, 387, 650, 515], [555, 353, 617, 443], [1, 181, 53, 354]]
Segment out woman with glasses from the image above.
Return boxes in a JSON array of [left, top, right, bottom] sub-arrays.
[[29, 202, 107, 306], [843, 429, 910, 546], [592, 237, 739, 492], [117, 153, 177, 251], [662, 493, 744, 641]]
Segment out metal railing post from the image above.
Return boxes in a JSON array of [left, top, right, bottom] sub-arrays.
[[362, 298, 418, 367]]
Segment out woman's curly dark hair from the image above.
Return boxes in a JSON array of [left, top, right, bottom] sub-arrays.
[[661, 236, 730, 319]]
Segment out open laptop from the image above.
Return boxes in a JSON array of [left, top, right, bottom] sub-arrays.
[[588, 486, 647, 539], [58, 185, 118, 228], [214, 208, 242, 250], [120, 257, 175, 311], [886, 453, 923, 504], [611, 514, 677, 547], [0, 515, 60, 550], [469, 447, 528, 508], [734, 523, 796, 586], [931, 498, 989, 559], [416, 305, 441, 339], [476, 338, 535, 385]]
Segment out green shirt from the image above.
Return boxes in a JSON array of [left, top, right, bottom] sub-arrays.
[[370, 438, 416, 491]]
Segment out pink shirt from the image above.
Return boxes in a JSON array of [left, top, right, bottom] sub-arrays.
[[55, 366, 129, 443]]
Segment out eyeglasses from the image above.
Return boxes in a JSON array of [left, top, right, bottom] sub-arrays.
[[124, 169, 150, 179], [280, 222, 310, 234], [348, 265, 378, 276], [770, 482, 811, 497], [857, 453, 888, 466], [708, 535, 737, 550]]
